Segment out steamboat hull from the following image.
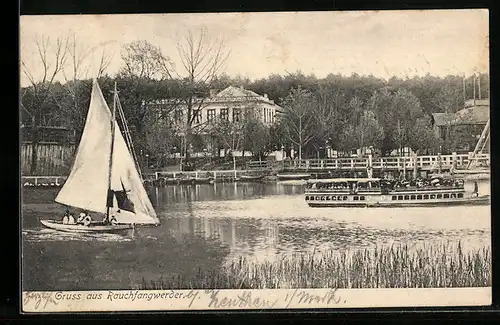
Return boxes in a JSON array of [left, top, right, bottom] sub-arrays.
[[305, 195, 490, 208]]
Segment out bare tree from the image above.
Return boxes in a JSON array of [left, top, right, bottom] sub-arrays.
[[21, 34, 69, 174], [50, 34, 115, 133], [119, 40, 173, 80], [280, 87, 317, 160], [172, 27, 231, 164]]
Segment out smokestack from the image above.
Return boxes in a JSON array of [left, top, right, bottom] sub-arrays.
[[463, 74, 466, 105], [473, 72, 476, 106], [478, 73, 481, 100]]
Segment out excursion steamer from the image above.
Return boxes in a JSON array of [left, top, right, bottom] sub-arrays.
[[304, 178, 489, 208]]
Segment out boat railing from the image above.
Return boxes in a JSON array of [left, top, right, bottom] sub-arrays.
[[390, 185, 464, 192]]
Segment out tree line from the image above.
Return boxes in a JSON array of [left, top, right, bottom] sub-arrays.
[[21, 32, 490, 172]]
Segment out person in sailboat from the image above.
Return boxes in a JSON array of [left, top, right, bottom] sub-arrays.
[[110, 212, 118, 225], [77, 211, 92, 226], [61, 209, 73, 224], [77, 212, 86, 225], [67, 212, 76, 225]]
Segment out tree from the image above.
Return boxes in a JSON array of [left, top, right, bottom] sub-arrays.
[[117, 41, 179, 169], [311, 86, 348, 155], [171, 27, 231, 164], [407, 116, 441, 154], [368, 88, 428, 155], [143, 107, 176, 168], [356, 110, 384, 154], [242, 117, 271, 160], [280, 87, 317, 159], [207, 116, 245, 171], [21, 35, 69, 174], [119, 40, 173, 80], [49, 34, 114, 139]]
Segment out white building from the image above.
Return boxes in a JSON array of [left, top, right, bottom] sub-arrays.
[[146, 85, 283, 159]]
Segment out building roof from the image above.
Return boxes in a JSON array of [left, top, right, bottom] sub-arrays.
[[453, 105, 489, 125], [431, 113, 456, 126], [432, 99, 490, 126], [215, 86, 262, 99], [464, 98, 489, 108]]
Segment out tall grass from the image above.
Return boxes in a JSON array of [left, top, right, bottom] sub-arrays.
[[139, 241, 491, 290]]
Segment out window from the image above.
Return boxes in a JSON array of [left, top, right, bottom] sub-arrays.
[[430, 194, 436, 199], [220, 108, 229, 120], [451, 194, 456, 198], [417, 195, 422, 200], [398, 196, 403, 200], [233, 108, 241, 122], [424, 195, 429, 199], [354, 196, 359, 201], [444, 194, 450, 199], [343, 196, 348, 201], [458, 193, 464, 198], [326, 196, 331, 201], [306, 196, 310, 200], [207, 109, 216, 122], [404, 195, 409, 200], [437, 194, 442, 199], [410, 195, 416, 200], [360, 196, 365, 201], [392, 196, 397, 200]]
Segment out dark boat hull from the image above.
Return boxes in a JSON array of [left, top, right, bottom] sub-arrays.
[[238, 175, 264, 182], [277, 173, 311, 181]]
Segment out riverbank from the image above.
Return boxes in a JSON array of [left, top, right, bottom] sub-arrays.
[[140, 240, 491, 289]]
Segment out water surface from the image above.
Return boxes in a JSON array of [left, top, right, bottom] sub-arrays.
[[21, 180, 491, 290]]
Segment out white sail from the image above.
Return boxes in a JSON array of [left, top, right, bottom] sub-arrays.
[[55, 80, 159, 225]]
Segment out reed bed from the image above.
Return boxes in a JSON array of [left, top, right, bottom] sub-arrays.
[[139, 241, 491, 290]]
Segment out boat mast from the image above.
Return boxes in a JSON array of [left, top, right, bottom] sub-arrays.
[[106, 82, 118, 219]]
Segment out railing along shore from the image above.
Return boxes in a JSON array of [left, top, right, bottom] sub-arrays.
[[21, 153, 490, 187]]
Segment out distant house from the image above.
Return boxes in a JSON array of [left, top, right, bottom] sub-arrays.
[[147, 85, 283, 133], [431, 98, 490, 152], [145, 86, 283, 159]]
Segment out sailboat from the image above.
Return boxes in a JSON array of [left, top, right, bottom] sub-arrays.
[[40, 80, 160, 233]]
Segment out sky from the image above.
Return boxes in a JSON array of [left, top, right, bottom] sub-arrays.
[[20, 10, 489, 87]]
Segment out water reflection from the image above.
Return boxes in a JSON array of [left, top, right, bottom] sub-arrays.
[[155, 180, 490, 264], [22, 179, 491, 289]]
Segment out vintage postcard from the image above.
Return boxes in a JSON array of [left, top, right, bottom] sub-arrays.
[[20, 9, 491, 313]]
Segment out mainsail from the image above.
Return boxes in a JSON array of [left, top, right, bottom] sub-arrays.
[[55, 80, 159, 225]]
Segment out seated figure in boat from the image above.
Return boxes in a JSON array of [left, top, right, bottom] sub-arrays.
[[67, 212, 76, 224], [76, 211, 92, 226], [102, 213, 118, 226], [61, 209, 74, 224]]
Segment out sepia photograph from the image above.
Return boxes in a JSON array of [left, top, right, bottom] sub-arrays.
[[20, 9, 491, 312]]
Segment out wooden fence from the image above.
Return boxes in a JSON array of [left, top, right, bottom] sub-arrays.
[[21, 142, 76, 176], [247, 153, 490, 172]]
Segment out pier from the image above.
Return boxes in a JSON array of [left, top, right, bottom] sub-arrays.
[[247, 153, 490, 173]]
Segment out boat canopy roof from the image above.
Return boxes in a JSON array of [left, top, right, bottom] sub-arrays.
[[307, 178, 381, 183]]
